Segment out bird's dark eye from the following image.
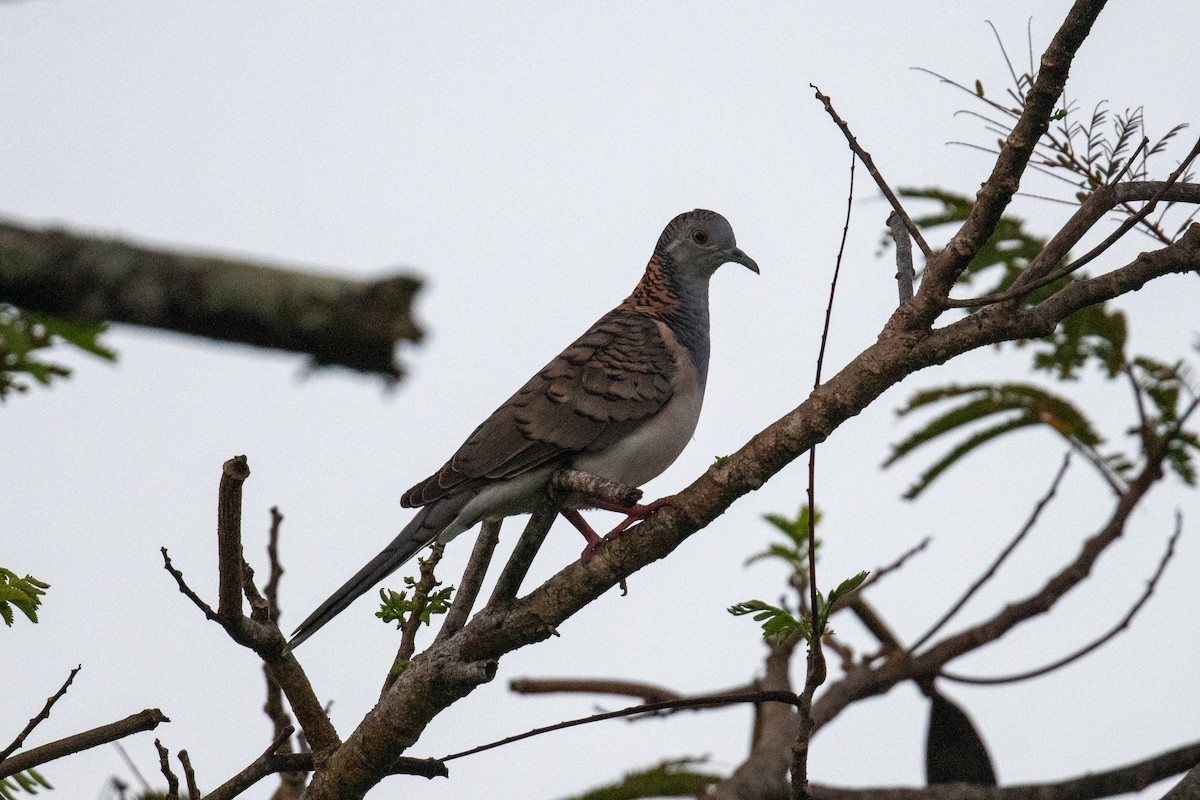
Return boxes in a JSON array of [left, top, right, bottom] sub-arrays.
[[692, 230, 709, 245]]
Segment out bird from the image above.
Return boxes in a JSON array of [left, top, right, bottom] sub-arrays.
[[290, 209, 757, 648]]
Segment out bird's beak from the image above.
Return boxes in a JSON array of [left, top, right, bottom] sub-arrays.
[[725, 247, 760, 274]]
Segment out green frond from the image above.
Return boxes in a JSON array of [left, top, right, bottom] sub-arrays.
[[558, 757, 720, 800]]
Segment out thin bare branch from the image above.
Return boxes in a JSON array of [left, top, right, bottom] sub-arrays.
[[949, 178, 1200, 308], [856, 537, 931, 594], [436, 519, 502, 643], [0, 710, 168, 780], [178, 750, 200, 800], [0, 665, 82, 764], [509, 678, 683, 704], [160, 548, 217, 621], [486, 501, 559, 607], [203, 725, 295, 800], [811, 86, 933, 259], [942, 509, 1182, 684], [552, 468, 644, 509], [795, 148, 856, 800], [888, 211, 916, 303], [156, 739, 180, 800], [440, 691, 800, 764], [909, 452, 1072, 654]]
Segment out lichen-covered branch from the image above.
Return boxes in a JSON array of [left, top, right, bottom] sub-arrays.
[[0, 218, 423, 382]]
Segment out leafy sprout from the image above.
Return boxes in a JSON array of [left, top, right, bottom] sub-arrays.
[[0, 569, 50, 627]]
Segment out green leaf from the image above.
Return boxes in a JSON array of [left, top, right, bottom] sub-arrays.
[[375, 577, 455, 629], [0, 304, 116, 399], [558, 756, 720, 800], [744, 505, 820, 571], [0, 568, 50, 627], [728, 600, 804, 643], [885, 383, 1113, 498]]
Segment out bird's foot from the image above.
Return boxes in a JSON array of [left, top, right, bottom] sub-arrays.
[[604, 495, 677, 539], [563, 496, 677, 563]]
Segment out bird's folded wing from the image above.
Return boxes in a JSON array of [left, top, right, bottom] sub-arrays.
[[402, 310, 677, 507]]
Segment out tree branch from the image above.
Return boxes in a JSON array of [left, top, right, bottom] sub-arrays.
[[0, 709, 169, 779], [942, 509, 1182, 684], [917, 0, 1109, 315], [0, 665, 82, 764], [811, 738, 1200, 800], [0, 218, 423, 382]]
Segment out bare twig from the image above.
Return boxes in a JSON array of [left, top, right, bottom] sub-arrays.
[[163, 457, 342, 761], [813, 446, 1173, 732], [846, 596, 905, 655], [436, 519, 502, 643], [263, 506, 285, 621], [160, 548, 217, 620], [178, 749, 200, 800], [0, 665, 82, 764], [909, 452, 1072, 654], [794, 146, 856, 800], [486, 501, 559, 607], [856, 537, 931, 593], [0, 709, 168, 779], [942, 510, 1182, 684], [888, 211, 916, 303], [217, 456, 252, 623], [203, 725, 295, 800], [509, 678, 683, 704], [811, 85, 933, 259], [440, 691, 800, 763], [264, 752, 448, 780], [156, 740, 180, 800], [915, 0, 1109, 313]]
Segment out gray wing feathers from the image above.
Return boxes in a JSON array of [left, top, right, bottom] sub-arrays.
[[401, 310, 676, 508]]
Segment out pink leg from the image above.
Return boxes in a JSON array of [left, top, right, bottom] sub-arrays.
[[561, 508, 604, 561], [562, 495, 678, 561]]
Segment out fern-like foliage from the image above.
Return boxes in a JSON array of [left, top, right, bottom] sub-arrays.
[[744, 505, 822, 572], [730, 572, 868, 645], [884, 383, 1123, 499], [0, 568, 50, 627], [0, 304, 115, 400], [557, 757, 721, 800], [0, 769, 53, 800], [1131, 357, 1200, 485], [922, 41, 1195, 243]]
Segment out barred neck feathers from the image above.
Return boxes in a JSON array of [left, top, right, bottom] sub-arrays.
[[621, 253, 712, 376]]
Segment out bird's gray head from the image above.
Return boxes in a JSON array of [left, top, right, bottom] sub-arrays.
[[656, 209, 759, 277]]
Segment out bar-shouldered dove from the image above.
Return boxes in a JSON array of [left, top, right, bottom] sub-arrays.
[[290, 209, 756, 648]]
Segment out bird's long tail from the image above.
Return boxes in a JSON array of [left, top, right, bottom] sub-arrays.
[[289, 503, 449, 649]]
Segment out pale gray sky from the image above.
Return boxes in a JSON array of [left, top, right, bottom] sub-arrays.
[[3, 3, 1198, 799]]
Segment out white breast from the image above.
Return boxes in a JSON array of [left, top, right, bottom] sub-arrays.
[[570, 321, 705, 489]]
